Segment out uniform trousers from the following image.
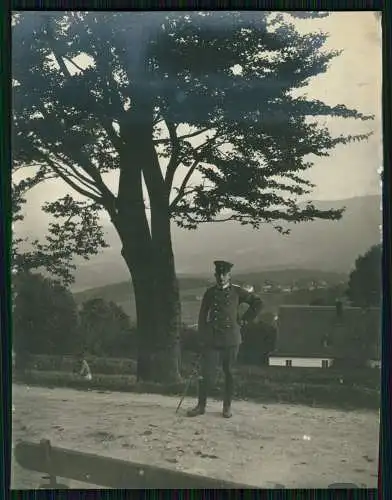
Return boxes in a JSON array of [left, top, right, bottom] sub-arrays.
[[198, 345, 239, 408]]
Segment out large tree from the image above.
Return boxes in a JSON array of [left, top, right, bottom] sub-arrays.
[[12, 11, 373, 382]]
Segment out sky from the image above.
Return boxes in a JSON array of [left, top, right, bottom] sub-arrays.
[[14, 11, 383, 234]]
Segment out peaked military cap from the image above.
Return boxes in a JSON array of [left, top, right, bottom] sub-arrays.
[[214, 260, 234, 274]]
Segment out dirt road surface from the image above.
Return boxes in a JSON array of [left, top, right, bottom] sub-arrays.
[[11, 383, 379, 489]]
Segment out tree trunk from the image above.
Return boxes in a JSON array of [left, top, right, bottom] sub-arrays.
[[150, 208, 182, 383], [120, 225, 182, 384], [116, 217, 158, 382], [114, 95, 182, 383]]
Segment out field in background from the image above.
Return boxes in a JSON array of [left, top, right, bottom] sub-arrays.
[[75, 287, 284, 324], [74, 268, 347, 323]]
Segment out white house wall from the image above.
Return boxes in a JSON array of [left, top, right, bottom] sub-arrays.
[[269, 357, 334, 368]]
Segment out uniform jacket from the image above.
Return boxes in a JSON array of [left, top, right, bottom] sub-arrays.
[[198, 283, 263, 348]]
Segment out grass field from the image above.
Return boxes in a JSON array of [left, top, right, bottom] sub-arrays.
[[74, 287, 286, 325], [73, 269, 347, 325]]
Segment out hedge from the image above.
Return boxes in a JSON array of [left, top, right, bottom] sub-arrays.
[[14, 367, 380, 411], [28, 353, 137, 376], [25, 353, 380, 390]]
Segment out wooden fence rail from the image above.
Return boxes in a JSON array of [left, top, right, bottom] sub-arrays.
[[14, 439, 255, 489], [14, 439, 365, 489]]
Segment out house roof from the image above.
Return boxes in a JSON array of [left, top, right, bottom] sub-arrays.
[[275, 305, 381, 359]]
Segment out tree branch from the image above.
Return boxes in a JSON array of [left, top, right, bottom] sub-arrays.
[[101, 117, 124, 153], [52, 52, 71, 80], [36, 92, 116, 206], [169, 133, 220, 211], [164, 121, 181, 191], [37, 106, 118, 213], [54, 148, 104, 192], [62, 147, 117, 209], [155, 127, 211, 145], [206, 215, 235, 223], [48, 23, 125, 155], [62, 56, 85, 73], [36, 150, 103, 203], [169, 158, 200, 211], [184, 213, 235, 224]]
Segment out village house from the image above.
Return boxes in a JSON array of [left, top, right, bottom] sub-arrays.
[[269, 303, 381, 368]]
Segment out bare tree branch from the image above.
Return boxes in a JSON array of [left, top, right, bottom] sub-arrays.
[[62, 147, 117, 207], [53, 148, 103, 191], [62, 55, 85, 73], [36, 149, 103, 203]]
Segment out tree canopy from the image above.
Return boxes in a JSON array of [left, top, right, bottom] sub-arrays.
[[13, 11, 373, 232]]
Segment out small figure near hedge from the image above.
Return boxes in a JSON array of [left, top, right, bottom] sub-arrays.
[[187, 260, 262, 419], [78, 354, 93, 382]]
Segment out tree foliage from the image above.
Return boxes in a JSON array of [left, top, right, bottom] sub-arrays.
[[79, 298, 135, 357], [239, 319, 277, 366], [13, 11, 373, 232], [347, 244, 382, 307], [12, 172, 109, 287], [13, 271, 80, 359]]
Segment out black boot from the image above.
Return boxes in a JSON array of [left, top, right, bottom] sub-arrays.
[[222, 404, 232, 418], [186, 404, 206, 417], [187, 379, 207, 417]]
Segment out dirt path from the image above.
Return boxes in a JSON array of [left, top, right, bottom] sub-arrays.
[[12, 383, 379, 489]]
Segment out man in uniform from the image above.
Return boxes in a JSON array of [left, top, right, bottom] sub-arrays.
[[187, 260, 262, 418]]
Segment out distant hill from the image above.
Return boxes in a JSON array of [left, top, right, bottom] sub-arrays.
[[69, 194, 381, 291], [15, 194, 381, 292], [74, 269, 348, 324], [74, 269, 347, 305]]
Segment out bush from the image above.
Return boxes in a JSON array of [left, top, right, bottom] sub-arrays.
[[28, 353, 137, 375], [26, 353, 380, 397], [180, 319, 278, 368], [13, 272, 80, 358], [239, 320, 277, 366], [79, 298, 137, 357]]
